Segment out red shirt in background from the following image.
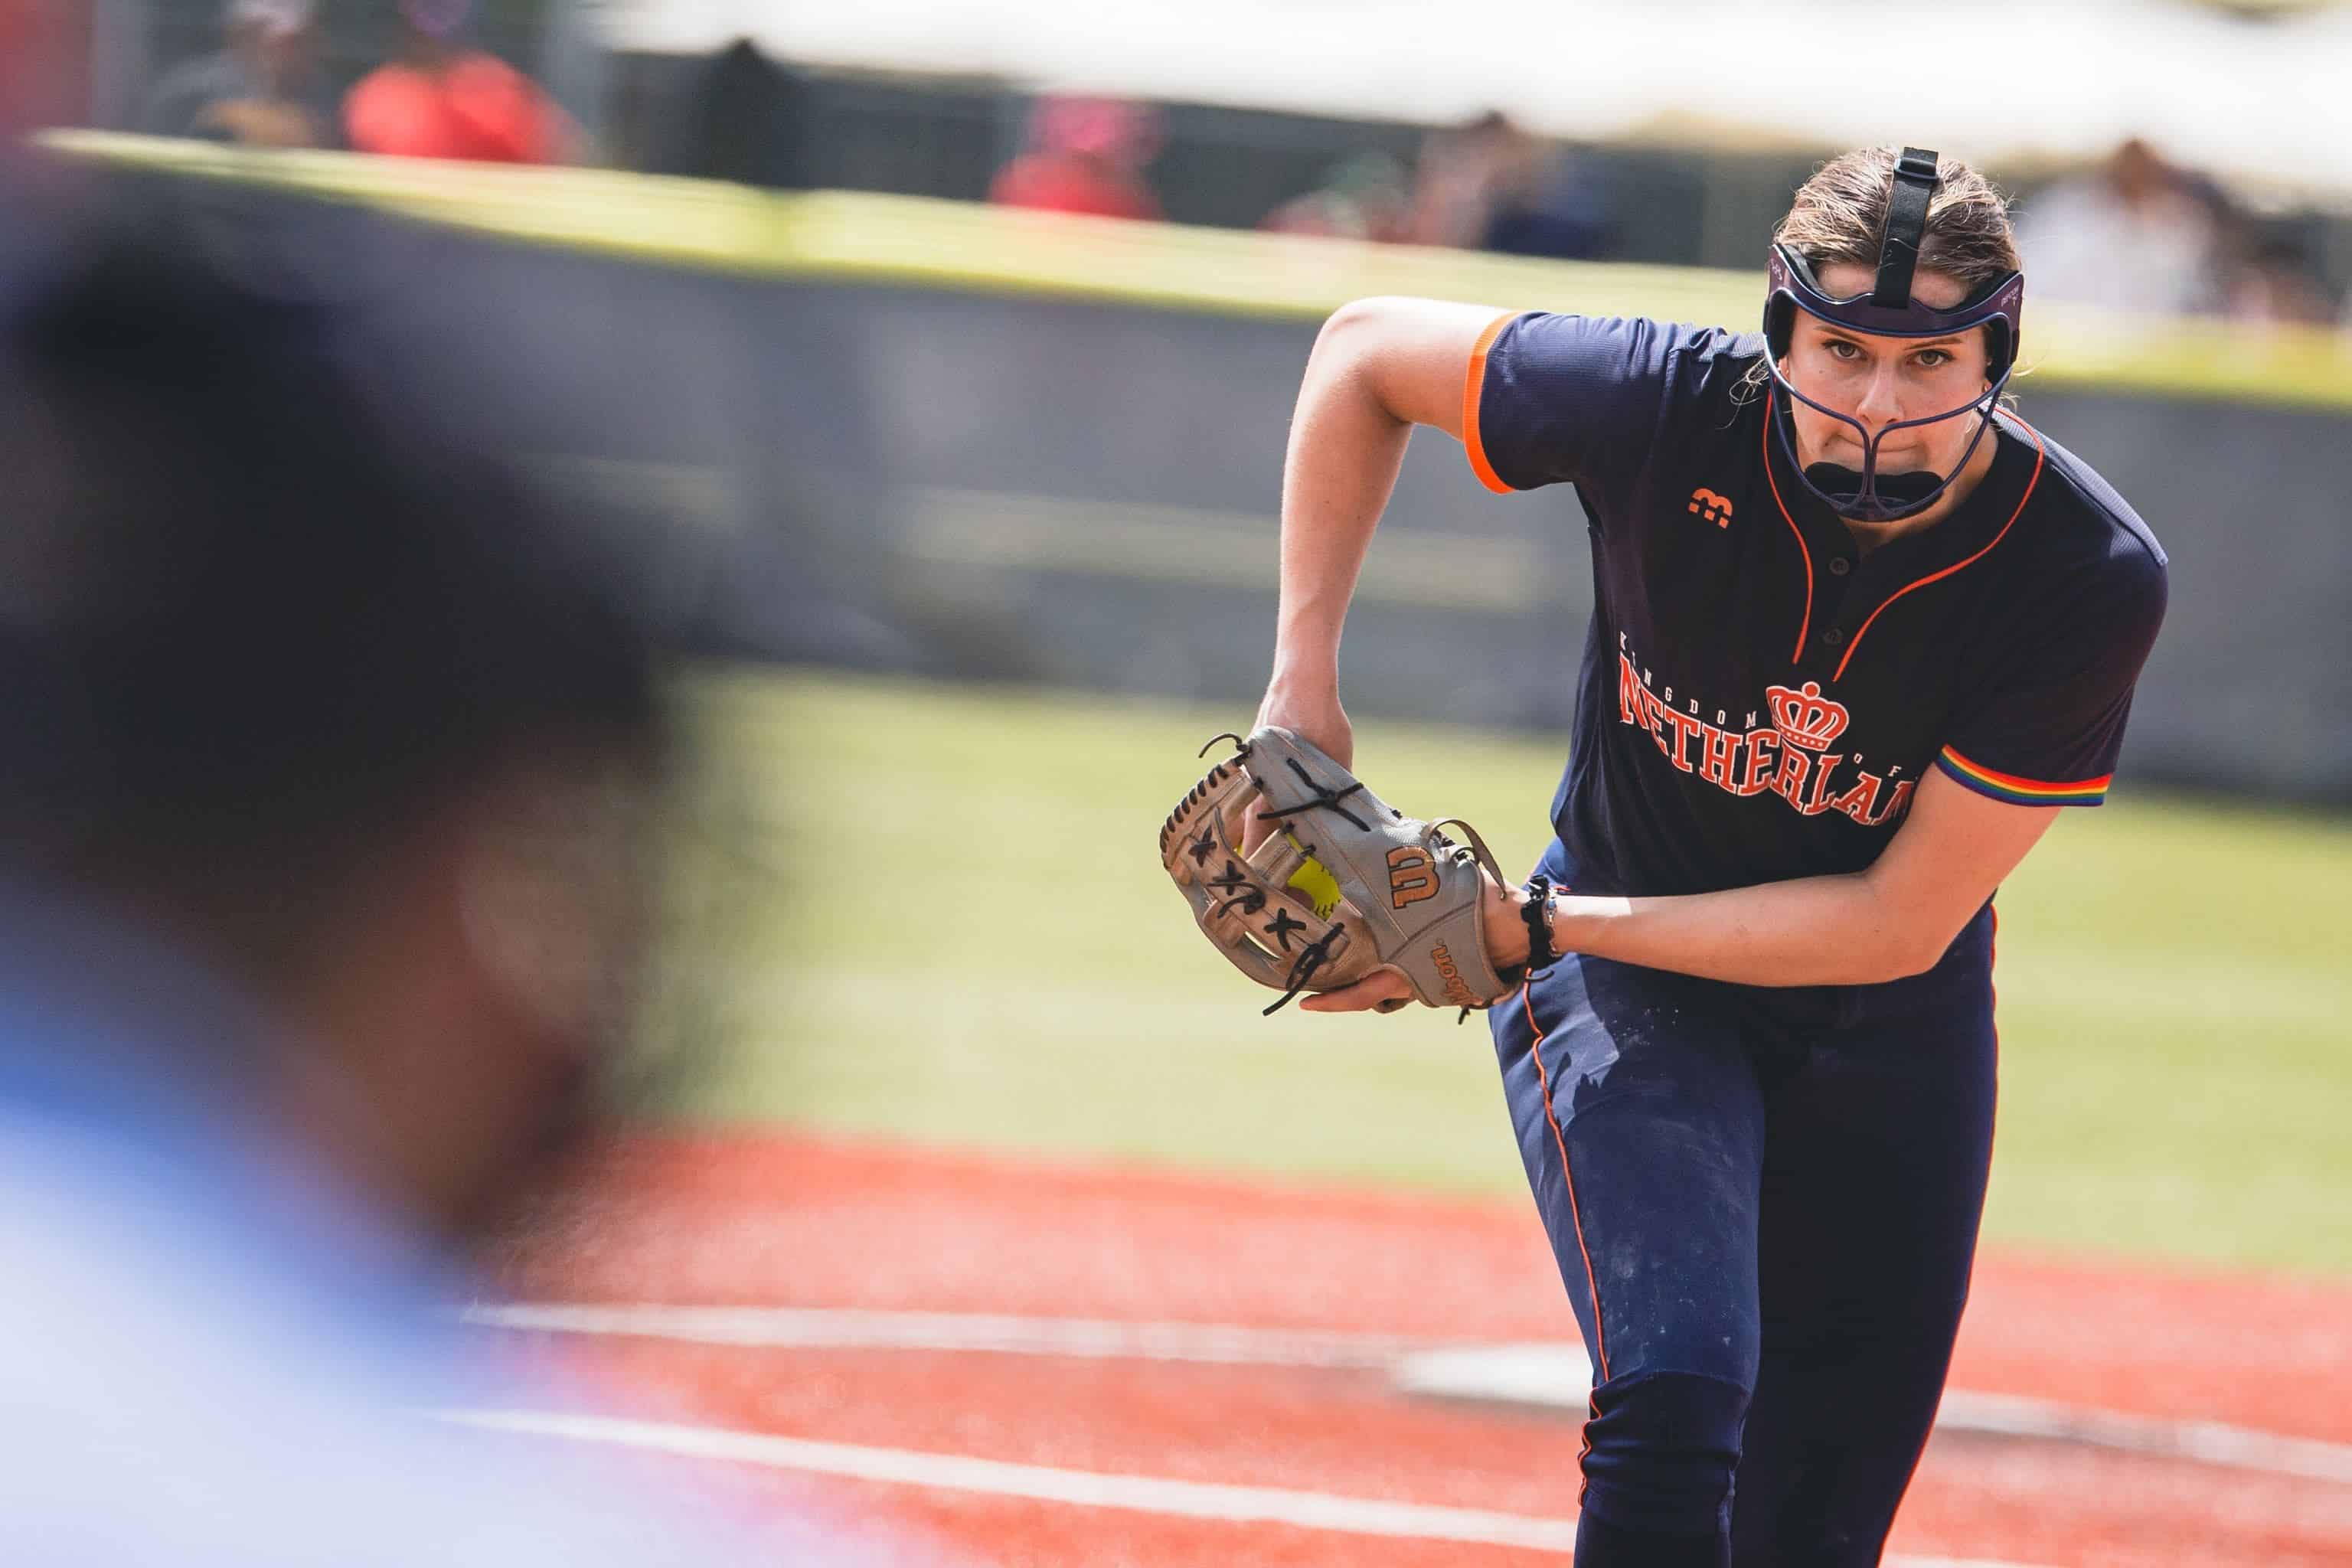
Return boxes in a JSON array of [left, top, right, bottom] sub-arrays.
[[989, 154, 1161, 222], [344, 51, 564, 163]]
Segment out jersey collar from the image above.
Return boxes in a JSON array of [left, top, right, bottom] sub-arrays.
[[1767, 401, 2037, 575]]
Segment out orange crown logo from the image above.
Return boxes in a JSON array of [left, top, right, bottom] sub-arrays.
[[1766, 681, 1850, 750]]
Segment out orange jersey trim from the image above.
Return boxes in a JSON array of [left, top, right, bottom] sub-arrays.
[[1762, 400, 2048, 679], [1760, 388, 1816, 663], [1462, 311, 1521, 495], [1833, 417, 2047, 681]]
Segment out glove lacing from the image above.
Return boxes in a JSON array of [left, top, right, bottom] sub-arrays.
[[1205, 737, 1513, 1020], [1253, 757, 1372, 832], [1262, 926, 1347, 1017]]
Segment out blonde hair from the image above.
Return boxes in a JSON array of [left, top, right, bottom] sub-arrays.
[[1775, 146, 2020, 289], [1736, 148, 2020, 404]]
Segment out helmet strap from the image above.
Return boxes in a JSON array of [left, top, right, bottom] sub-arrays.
[[1872, 147, 1941, 307]]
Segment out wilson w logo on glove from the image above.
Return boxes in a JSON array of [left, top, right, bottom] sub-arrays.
[[1159, 727, 1515, 1017], [1387, 846, 1438, 908]]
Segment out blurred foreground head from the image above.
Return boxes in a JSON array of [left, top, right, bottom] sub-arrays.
[[0, 204, 662, 1240], [1, 0, 75, 137]]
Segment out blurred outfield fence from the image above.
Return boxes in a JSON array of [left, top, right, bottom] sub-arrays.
[[54, 133, 2352, 803]]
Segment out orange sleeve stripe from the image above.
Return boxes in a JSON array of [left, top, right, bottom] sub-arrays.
[[1462, 310, 1521, 495]]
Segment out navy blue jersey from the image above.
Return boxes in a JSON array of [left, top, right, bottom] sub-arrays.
[[1465, 311, 2168, 900]]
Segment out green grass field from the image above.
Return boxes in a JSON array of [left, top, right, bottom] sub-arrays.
[[651, 668, 2352, 1278]]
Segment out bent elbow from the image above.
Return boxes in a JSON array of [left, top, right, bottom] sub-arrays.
[[1318, 295, 1393, 341], [1310, 297, 1390, 368], [1877, 928, 1962, 983]]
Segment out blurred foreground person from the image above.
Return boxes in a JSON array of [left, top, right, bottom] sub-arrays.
[[345, 0, 572, 163], [1, 0, 77, 138], [0, 207, 840, 1563]]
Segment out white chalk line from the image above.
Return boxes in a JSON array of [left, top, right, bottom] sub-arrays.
[[1390, 1342, 2352, 1488], [438, 1406, 2047, 1567], [1935, 1390, 2352, 1487], [463, 1302, 1415, 1367], [464, 1302, 2352, 1487]]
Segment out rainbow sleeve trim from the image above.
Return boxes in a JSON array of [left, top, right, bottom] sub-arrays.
[[1936, 745, 2112, 806]]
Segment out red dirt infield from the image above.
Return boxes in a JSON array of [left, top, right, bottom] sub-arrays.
[[492, 1132, 2352, 1566]]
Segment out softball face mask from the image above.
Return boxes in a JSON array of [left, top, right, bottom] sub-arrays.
[[1762, 147, 2025, 524]]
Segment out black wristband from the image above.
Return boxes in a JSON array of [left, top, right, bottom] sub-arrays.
[[1520, 874, 1560, 972]]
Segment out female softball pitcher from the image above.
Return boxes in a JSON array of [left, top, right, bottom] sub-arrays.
[[1250, 147, 2168, 1564]]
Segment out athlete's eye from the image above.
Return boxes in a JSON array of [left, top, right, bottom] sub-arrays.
[[1914, 348, 1953, 370], [1823, 339, 1862, 361]]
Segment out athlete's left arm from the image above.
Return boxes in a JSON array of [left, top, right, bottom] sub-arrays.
[[1540, 771, 2056, 988], [1303, 773, 2056, 1010]]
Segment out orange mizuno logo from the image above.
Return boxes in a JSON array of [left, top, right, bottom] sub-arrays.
[[1387, 845, 1438, 909], [1687, 488, 1733, 528]]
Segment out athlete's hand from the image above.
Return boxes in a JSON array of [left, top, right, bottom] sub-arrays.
[[1298, 968, 1416, 1013], [1301, 869, 1533, 1014], [1240, 681, 1354, 855]]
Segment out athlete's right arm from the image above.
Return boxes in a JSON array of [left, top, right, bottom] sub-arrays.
[[1249, 298, 1509, 845]]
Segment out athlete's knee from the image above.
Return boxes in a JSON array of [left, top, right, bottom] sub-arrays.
[[1579, 1369, 1752, 1540]]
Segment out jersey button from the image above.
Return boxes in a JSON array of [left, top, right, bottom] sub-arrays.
[[1829, 557, 1852, 577], [1821, 626, 1846, 648]]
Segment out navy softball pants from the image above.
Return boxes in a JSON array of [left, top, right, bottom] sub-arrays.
[[1488, 848, 1998, 1567]]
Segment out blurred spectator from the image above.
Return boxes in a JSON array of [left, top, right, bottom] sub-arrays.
[[1261, 152, 1412, 243], [142, 0, 333, 149], [1408, 111, 1609, 260], [2221, 227, 2338, 327], [2017, 137, 2225, 316], [990, 95, 1163, 221], [344, 0, 573, 164], [1410, 112, 1537, 250], [0, 189, 824, 1563], [652, 37, 811, 190], [1484, 147, 1614, 260]]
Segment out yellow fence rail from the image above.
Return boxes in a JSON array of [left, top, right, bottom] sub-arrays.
[[43, 130, 2352, 413]]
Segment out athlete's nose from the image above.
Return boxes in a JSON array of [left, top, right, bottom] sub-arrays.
[[1851, 356, 1905, 434]]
